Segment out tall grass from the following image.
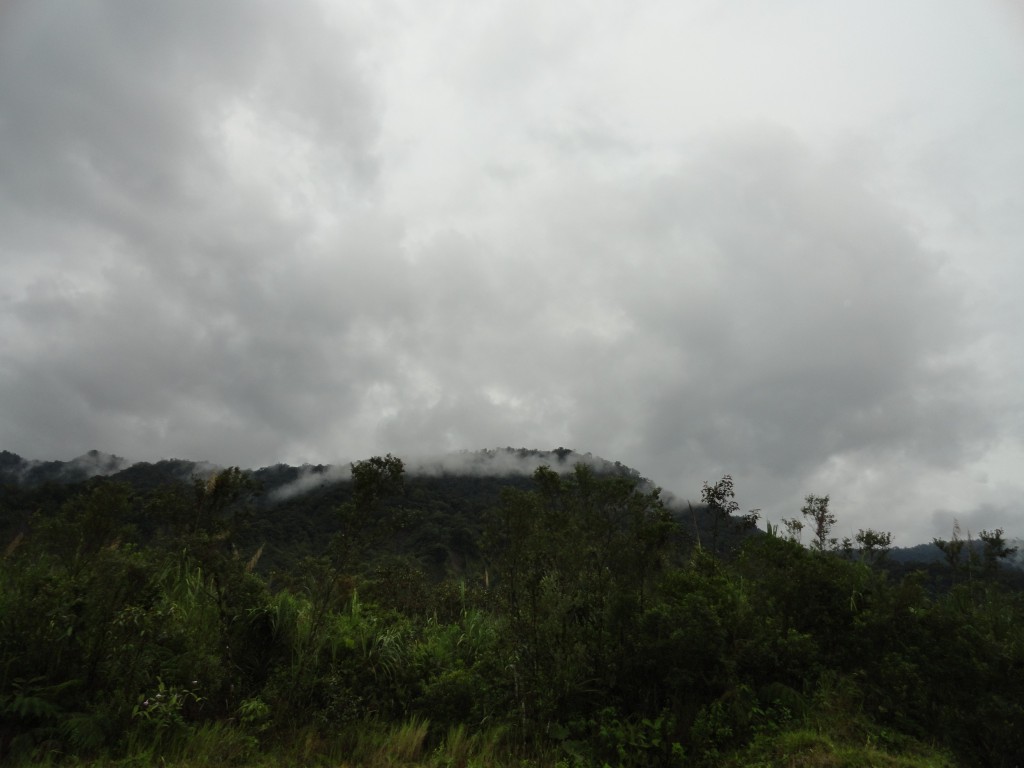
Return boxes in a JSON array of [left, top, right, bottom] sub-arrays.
[[438, 722, 511, 768], [326, 716, 430, 766], [722, 728, 958, 768]]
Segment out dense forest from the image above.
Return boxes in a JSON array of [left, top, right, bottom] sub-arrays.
[[1, 449, 1022, 767]]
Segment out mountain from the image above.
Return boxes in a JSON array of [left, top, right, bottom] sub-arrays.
[[0, 446, 639, 493], [0, 449, 132, 486], [0, 447, 688, 577], [3, 449, 1018, 570], [888, 539, 1024, 568], [886, 542, 945, 564]]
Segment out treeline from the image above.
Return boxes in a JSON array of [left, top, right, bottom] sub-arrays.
[[1, 457, 1022, 766]]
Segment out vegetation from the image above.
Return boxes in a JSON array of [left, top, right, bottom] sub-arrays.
[[0, 450, 1021, 767]]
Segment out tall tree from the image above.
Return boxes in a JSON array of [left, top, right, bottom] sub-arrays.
[[855, 528, 893, 565], [801, 494, 835, 553], [701, 475, 759, 558], [978, 528, 1017, 574], [933, 520, 966, 577], [331, 454, 406, 572]]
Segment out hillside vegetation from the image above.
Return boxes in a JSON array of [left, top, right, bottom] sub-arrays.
[[0, 450, 1021, 767]]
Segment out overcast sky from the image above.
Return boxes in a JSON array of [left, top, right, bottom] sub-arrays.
[[2, 0, 1022, 544]]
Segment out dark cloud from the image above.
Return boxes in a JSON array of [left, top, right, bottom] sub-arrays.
[[0, 0, 385, 463], [506, 133, 985, 482], [0, 2, 1020, 544]]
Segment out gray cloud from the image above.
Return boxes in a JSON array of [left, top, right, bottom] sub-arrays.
[[1, 1, 1021, 544], [930, 504, 1022, 541], [0, 0, 386, 463]]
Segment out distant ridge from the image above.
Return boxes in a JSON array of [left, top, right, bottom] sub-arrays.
[[0, 446, 668, 580], [0, 446, 646, 494], [0, 449, 132, 486], [3, 448, 1018, 560]]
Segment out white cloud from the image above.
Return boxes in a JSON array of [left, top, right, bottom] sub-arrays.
[[0, 0, 1021, 544]]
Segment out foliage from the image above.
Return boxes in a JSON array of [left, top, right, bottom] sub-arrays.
[[0, 457, 1021, 767], [978, 528, 1017, 573], [855, 528, 893, 564], [801, 494, 836, 552], [700, 474, 759, 558], [933, 520, 967, 576]]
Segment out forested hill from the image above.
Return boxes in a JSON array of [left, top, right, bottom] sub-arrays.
[[0, 447, 636, 486], [2, 447, 1015, 566], [2, 449, 1023, 767], [0, 447, 713, 578], [1, 448, 1018, 575]]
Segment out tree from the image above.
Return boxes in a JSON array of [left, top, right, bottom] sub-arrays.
[[190, 466, 257, 538], [349, 454, 405, 510], [801, 494, 835, 553], [978, 528, 1017, 574], [332, 454, 405, 572], [484, 464, 675, 732], [782, 517, 804, 544], [701, 475, 759, 558], [855, 528, 893, 565], [933, 520, 966, 576]]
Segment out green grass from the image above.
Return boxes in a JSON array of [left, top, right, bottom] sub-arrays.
[[720, 728, 959, 768], [6, 717, 959, 768]]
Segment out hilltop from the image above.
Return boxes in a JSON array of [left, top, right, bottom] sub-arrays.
[[3, 447, 1017, 569]]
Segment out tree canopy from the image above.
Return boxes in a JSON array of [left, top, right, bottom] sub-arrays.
[[0, 454, 1021, 767]]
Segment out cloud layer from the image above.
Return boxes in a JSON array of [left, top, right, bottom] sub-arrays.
[[1, 0, 1022, 543]]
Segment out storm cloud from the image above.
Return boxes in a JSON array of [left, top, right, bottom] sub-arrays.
[[1, 0, 1021, 543]]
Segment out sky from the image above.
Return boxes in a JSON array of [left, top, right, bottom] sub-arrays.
[[1, 0, 1022, 545]]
